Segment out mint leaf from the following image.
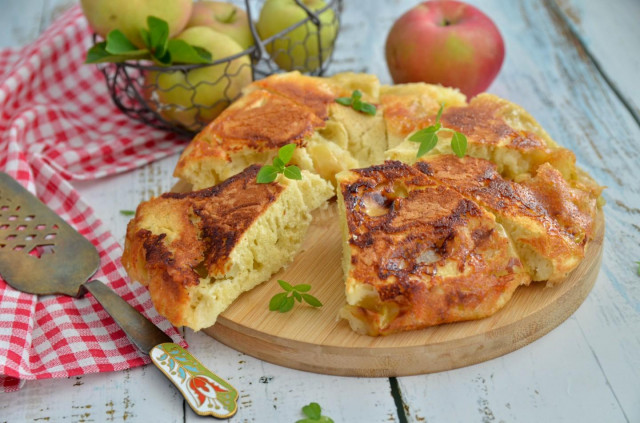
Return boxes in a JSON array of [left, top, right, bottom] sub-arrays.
[[278, 143, 296, 164], [283, 165, 302, 180], [279, 296, 295, 313], [147, 16, 170, 58], [278, 280, 293, 292], [167, 39, 212, 64], [140, 28, 151, 49], [451, 132, 468, 157], [256, 145, 302, 183], [119, 210, 135, 216], [293, 284, 311, 292], [292, 291, 302, 302], [409, 129, 438, 158], [357, 102, 377, 116], [302, 402, 322, 419], [411, 105, 467, 159], [105, 30, 139, 54], [435, 103, 444, 124], [256, 165, 279, 183], [335, 90, 376, 115], [272, 157, 286, 172], [269, 292, 288, 311], [301, 294, 322, 308]]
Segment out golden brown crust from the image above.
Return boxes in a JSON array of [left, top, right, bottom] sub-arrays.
[[251, 72, 345, 121], [339, 160, 529, 335], [122, 165, 285, 327], [416, 155, 586, 282]]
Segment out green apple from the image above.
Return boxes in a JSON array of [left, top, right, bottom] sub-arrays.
[[80, 0, 193, 48], [187, 1, 254, 50], [144, 26, 252, 131], [256, 0, 338, 72]]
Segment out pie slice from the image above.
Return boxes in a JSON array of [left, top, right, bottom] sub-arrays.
[[336, 160, 530, 336], [122, 165, 334, 330], [385, 93, 578, 182], [416, 154, 592, 284], [174, 71, 387, 189]]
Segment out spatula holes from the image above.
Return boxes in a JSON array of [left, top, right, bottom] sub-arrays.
[[0, 205, 9, 211], [6, 234, 16, 241], [45, 233, 56, 240], [12, 245, 25, 251], [35, 224, 46, 230], [0, 225, 8, 230], [8, 215, 17, 221], [28, 244, 55, 258], [24, 215, 35, 221], [17, 225, 26, 231]]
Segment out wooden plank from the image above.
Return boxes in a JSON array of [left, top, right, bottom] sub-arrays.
[[0, 0, 45, 48], [365, 0, 639, 421], [553, 0, 640, 121], [183, 331, 400, 423]]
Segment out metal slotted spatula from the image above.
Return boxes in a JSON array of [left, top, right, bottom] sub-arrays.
[[0, 173, 238, 419]]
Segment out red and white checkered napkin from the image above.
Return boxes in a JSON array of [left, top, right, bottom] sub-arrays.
[[0, 6, 189, 392]]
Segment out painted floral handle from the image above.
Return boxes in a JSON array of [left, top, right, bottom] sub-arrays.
[[150, 343, 239, 418]]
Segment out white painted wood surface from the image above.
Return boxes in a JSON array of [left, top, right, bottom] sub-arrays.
[[1, 0, 639, 422]]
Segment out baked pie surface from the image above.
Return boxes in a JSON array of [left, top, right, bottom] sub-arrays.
[[123, 71, 603, 335]]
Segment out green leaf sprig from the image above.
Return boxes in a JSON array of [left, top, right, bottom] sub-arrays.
[[296, 402, 334, 423], [408, 103, 468, 158], [256, 144, 302, 183], [119, 210, 135, 216], [86, 16, 212, 66], [636, 261, 640, 276], [335, 90, 377, 116], [269, 280, 323, 313]]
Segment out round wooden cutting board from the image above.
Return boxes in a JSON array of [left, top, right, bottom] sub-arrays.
[[203, 203, 604, 377]]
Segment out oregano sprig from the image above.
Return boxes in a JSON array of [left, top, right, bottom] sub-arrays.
[[86, 16, 212, 66], [408, 103, 468, 158], [269, 280, 323, 313], [256, 144, 302, 183], [296, 402, 334, 423], [335, 90, 377, 116]]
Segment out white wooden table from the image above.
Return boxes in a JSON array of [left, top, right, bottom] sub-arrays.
[[1, 1, 639, 422]]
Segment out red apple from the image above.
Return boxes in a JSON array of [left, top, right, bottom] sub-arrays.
[[385, 0, 505, 98]]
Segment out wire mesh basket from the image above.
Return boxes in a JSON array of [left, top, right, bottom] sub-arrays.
[[96, 0, 342, 138]]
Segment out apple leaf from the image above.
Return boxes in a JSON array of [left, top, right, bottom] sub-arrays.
[[451, 132, 468, 158], [86, 17, 214, 66], [105, 30, 142, 55], [86, 42, 148, 63], [147, 16, 170, 58], [167, 39, 213, 64], [283, 165, 302, 180]]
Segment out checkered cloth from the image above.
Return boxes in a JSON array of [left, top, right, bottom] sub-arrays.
[[0, 6, 188, 392]]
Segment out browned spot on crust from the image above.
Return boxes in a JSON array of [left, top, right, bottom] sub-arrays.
[[442, 98, 547, 151], [207, 90, 325, 152], [254, 75, 338, 121]]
